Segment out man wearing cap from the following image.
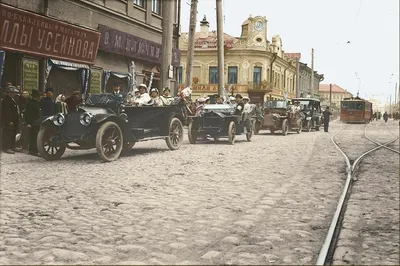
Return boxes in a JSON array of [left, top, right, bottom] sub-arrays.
[[1, 86, 21, 154], [160, 87, 174, 106], [24, 89, 42, 156], [323, 106, 333, 132], [40, 88, 55, 117], [111, 83, 125, 103], [132, 84, 151, 106]]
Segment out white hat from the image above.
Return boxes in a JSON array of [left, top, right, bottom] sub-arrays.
[[205, 96, 210, 100], [243, 96, 250, 101], [134, 88, 139, 92], [229, 96, 236, 101], [198, 98, 206, 103], [138, 84, 147, 89]]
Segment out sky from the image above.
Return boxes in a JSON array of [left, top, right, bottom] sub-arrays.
[[180, 0, 399, 103]]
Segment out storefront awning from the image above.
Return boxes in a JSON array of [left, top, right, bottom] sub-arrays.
[[49, 59, 90, 70]]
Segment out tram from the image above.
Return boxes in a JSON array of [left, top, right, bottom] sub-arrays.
[[340, 96, 373, 123]]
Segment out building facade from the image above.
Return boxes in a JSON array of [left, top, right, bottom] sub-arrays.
[[298, 62, 324, 98], [178, 15, 299, 103], [319, 83, 353, 109], [0, 0, 181, 97]]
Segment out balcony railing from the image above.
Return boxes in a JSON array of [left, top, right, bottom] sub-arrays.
[[248, 81, 272, 92]]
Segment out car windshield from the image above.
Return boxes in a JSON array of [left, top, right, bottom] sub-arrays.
[[264, 101, 287, 109], [85, 93, 118, 107]]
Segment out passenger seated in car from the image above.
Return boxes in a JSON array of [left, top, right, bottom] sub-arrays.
[[150, 88, 163, 106], [195, 98, 206, 116], [132, 84, 151, 106], [134, 88, 140, 100], [160, 87, 174, 106]]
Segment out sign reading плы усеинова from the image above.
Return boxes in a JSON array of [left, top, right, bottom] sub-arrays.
[[0, 3, 101, 65]]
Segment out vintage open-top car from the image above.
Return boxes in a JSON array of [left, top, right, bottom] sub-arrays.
[[187, 104, 252, 145], [253, 100, 302, 135], [292, 97, 322, 131], [37, 93, 186, 162]]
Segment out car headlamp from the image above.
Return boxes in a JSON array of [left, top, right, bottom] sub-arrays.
[[272, 114, 280, 121], [53, 113, 66, 126], [79, 112, 93, 126]]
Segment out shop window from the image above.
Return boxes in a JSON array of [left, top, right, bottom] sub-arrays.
[[253, 67, 261, 84], [177, 66, 183, 84], [228, 66, 238, 84], [133, 0, 144, 8], [209, 67, 218, 84], [152, 0, 160, 14]]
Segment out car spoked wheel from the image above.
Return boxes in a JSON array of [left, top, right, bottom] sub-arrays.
[[282, 119, 289, 136], [306, 121, 312, 132], [228, 121, 236, 145], [166, 117, 183, 150], [122, 141, 136, 152], [96, 121, 123, 162], [37, 125, 66, 160], [297, 120, 303, 134], [188, 120, 197, 144]]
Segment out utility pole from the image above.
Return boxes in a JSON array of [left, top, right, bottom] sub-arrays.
[[389, 94, 392, 115], [395, 82, 398, 111], [160, 0, 175, 94], [329, 83, 332, 109], [185, 0, 198, 88], [216, 0, 225, 96], [310, 48, 314, 96], [295, 58, 300, 98]]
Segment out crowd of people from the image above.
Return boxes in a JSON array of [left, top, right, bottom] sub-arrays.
[[0, 83, 82, 156]]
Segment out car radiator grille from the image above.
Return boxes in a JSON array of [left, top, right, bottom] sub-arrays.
[[63, 113, 89, 137], [203, 115, 221, 128]]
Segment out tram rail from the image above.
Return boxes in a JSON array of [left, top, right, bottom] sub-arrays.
[[316, 122, 399, 265]]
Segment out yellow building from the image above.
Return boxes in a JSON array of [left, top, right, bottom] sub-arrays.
[[178, 15, 298, 102], [319, 84, 353, 109]]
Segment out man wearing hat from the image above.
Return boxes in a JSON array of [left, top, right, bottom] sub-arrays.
[[132, 84, 151, 106], [40, 88, 55, 117], [323, 106, 333, 132], [149, 88, 163, 106], [160, 87, 174, 106], [1, 86, 21, 154], [111, 83, 125, 103], [24, 89, 42, 156], [234, 94, 244, 115]]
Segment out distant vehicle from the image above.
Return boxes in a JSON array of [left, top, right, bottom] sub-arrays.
[[340, 96, 372, 123], [188, 104, 253, 145], [253, 100, 302, 135], [292, 97, 323, 132], [37, 93, 186, 162]]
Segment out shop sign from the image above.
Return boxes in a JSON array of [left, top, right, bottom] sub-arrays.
[[192, 84, 218, 92], [98, 25, 180, 67], [89, 68, 102, 94], [0, 3, 100, 65], [22, 58, 39, 92]]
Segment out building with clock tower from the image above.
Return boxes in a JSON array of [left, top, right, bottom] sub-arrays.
[[178, 15, 323, 102]]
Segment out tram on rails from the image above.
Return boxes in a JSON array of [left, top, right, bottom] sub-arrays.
[[340, 96, 373, 123]]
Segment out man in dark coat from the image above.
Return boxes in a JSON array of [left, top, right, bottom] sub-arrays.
[[17, 90, 30, 149], [65, 91, 81, 112], [25, 89, 42, 156], [323, 106, 333, 132], [234, 94, 245, 115], [1, 86, 21, 154], [40, 88, 55, 117]]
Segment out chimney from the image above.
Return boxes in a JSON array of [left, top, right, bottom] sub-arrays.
[[200, 15, 209, 39]]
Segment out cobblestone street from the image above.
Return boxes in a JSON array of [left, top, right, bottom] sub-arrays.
[[0, 121, 398, 265]]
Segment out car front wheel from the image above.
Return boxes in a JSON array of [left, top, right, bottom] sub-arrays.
[[96, 121, 123, 162], [37, 125, 66, 160]]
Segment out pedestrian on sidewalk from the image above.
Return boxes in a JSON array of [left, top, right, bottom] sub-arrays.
[[40, 88, 55, 117], [323, 106, 332, 132], [25, 89, 42, 156], [1, 86, 21, 154]]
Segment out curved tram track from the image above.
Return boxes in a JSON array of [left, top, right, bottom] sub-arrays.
[[316, 122, 399, 265]]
